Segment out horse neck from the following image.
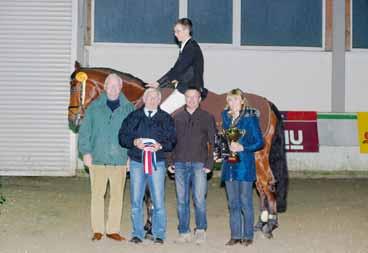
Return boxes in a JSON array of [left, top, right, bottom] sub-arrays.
[[83, 77, 104, 109]]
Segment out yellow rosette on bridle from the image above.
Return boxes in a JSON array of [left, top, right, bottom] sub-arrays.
[[76, 72, 88, 105]]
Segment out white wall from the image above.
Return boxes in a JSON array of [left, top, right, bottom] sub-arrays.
[[86, 44, 332, 111], [288, 147, 368, 171], [346, 51, 368, 112]]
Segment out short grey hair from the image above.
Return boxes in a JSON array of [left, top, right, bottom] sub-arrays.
[[104, 73, 123, 89], [143, 88, 162, 101]]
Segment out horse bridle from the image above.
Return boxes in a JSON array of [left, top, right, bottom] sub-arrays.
[[68, 77, 102, 123]]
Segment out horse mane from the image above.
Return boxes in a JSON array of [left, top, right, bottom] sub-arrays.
[[70, 61, 146, 88]]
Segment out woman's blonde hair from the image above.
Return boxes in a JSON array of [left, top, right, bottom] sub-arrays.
[[225, 88, 249, 112]]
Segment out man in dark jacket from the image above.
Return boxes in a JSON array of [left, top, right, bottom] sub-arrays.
[[169, 87, 216, 244], [147, 18, 205, 114], [119, 88, 176, 244]]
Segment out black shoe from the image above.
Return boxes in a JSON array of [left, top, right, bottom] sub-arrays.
[[241, 239, 253, 246], [154, 238, 164, 244], [225, 239, 241, 246], [129, 236, 143, 244]]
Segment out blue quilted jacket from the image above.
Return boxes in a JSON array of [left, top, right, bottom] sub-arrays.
[[221, 108, 264, 182]]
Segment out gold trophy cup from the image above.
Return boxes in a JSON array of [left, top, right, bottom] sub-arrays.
[[224, 127, 246, 163]]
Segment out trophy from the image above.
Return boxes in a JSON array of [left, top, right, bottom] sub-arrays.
[[224, 127, 246, 163]]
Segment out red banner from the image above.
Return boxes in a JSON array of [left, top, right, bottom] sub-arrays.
[[281, 111, 319, 152]]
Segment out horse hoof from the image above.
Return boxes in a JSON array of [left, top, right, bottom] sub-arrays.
[[261, 227, 274, 239], [254, 221, 264, 232], [145, 232, 154, 240], [263, 233, 273, 239]]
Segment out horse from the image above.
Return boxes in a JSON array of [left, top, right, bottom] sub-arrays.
[[68, 61, 288, 238]]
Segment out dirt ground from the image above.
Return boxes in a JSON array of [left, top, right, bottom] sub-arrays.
[[0, 176, 367, 253]]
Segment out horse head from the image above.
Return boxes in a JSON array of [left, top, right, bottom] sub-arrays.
[[68, 61, 146, 131], [68, 66, 105, 130]]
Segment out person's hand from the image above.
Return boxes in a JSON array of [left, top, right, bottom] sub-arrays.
[[83, 153, 93, 167], [168, 165, 175, 173], [146, 82, 159, 88], [152, 142, 162, 152], [144, 142, 162, 152], [203, 168, 211, 174], [230, 142, 244, 152], [134, 138, 145, 150]]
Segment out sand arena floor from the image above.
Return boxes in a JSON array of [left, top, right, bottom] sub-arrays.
[[0, 176, 367, 253]]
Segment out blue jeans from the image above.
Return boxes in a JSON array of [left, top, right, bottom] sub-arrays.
[[225, 180, 254, 240], [174, 162, 207, 234], [130, 160, 167, 240]]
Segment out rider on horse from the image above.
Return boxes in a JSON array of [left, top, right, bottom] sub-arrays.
[[147, 18, 206, 114]]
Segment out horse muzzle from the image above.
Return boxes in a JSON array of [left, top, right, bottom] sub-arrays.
[[68, 115, 81, 131]]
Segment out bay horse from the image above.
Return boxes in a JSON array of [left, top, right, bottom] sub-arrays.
[[68, 62, 288, 238]]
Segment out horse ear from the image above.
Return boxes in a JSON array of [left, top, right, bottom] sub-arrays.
[[75, 61, 81, 71]]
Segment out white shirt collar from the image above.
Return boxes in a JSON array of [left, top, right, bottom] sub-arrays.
[[144, 108, 157, 117], [180, 37, 191, 52]]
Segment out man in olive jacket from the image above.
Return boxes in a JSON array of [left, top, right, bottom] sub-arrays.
[[78, 73, 134, 242]]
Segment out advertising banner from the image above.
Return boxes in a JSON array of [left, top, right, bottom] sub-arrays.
[[281, 111, 319, 152], [357, 112, 368, 153]]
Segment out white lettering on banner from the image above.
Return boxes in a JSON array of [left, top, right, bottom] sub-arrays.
[[284, 130, 303, 151]]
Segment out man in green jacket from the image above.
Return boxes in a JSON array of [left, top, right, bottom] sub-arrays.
[[78, 73, 135, 242]]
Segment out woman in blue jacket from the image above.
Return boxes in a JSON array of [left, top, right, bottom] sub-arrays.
[[221, 89, 264, 246]]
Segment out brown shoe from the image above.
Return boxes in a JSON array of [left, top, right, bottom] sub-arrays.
[[225, 239, 242, 246], [92, 233, 103, 241], [106, 233, 126, 241], [241, 239, 253, 246]]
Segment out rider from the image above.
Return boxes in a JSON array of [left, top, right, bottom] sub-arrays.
[[147, 18, 206, 114]]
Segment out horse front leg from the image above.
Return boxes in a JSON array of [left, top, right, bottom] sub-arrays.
[[143, 184, 153, 240]]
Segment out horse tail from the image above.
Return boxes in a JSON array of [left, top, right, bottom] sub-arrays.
[[269, 102, 289, 213]]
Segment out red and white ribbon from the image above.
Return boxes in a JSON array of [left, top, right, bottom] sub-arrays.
[[142, 148, 157, 175]]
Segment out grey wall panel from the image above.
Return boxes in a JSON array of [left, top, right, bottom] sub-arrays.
[[352, 0, 368, 48], [94, 0, 179, 43], [188, 0, 232, 43], [241, 0, 322, 47]]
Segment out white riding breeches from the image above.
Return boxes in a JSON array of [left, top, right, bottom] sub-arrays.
[[160, 89, 186, 114]]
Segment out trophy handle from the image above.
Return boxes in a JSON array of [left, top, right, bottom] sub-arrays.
[[220, 128, 226, 136]]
